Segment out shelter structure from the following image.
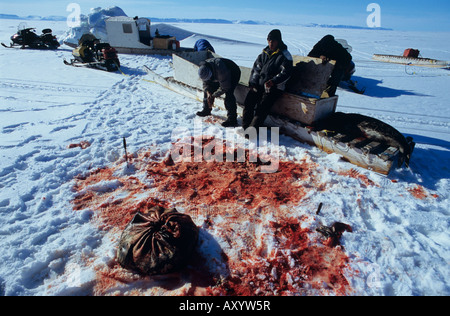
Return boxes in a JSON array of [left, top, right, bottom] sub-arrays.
[[104, 16, 180, 54]]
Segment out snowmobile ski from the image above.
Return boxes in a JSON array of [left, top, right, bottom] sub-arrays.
[[63, 59, 102, 68], [63, 59, 119, 72], [2, 42, 59, 50]]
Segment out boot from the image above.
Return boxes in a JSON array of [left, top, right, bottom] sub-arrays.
[[196, 108, 212, 117], [221, 117, 238, 127], [196, 102, 212, 117], [249, 116, 264, 129], [223, 97, 238, 127]]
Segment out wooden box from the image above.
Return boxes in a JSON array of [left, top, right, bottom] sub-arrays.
[[153, 36, 176, 49], [271, 93, 338, 126], [239, 56, 338, 125]]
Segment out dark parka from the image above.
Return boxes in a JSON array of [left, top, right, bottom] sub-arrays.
[[193, 39, 215, 53], [200, 58, 241, 98], [242, 40, 293, 129], [308, 35, 352, 70], [308, 35, 353, 95], [249, 42, 293, 91], [198, 58, 241, 123]]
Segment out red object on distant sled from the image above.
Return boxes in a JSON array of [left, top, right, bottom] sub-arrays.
[[403, 48, 420, 58]]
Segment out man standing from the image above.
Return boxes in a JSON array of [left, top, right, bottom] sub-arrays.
[[242, 29, 293, 130], [197, 58, 241, 127]]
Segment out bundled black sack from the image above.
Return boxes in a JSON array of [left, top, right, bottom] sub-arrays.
[[117, 206, 199, 275]]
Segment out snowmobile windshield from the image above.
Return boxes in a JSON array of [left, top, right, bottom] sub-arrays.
[[17, 22, 29, 32]]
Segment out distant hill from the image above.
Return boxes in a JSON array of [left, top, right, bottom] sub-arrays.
[[0, 14, 266, 25], [304, 23, 392, 31], [0, 14, 20, 19], [0, 13, 392, 30], [0, 13, 66, 21], [146, 17, 271, 25], [141, 17, 393, 29]]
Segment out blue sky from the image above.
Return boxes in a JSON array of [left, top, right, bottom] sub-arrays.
[[0, 0, 449, 31]]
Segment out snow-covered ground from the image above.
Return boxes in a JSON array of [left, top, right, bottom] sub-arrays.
[[0, 17, 449, 296]]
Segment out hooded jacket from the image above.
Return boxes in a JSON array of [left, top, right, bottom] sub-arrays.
[[308, 35, 352, 70], [193, 39, 215, 53], [200, 58, 241, 98], [249, 42, 293, 91]]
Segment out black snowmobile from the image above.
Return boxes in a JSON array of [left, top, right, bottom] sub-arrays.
[[2, 27, 60, 50], [63, 34, 120, 72]]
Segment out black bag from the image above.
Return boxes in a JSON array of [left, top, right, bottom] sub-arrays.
[[117, 206, 199, 275]]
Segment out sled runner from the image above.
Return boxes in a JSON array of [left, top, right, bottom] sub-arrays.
[[63, 58, 119, 72], [144, 51, 414, 175], [373, 53, 450, 69]]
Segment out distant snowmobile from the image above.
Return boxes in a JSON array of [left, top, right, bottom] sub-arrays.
[[63, 34, 120, 72], [2, 27, 60, 50]]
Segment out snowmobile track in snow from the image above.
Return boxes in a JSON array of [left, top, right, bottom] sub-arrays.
[[0, 78, 103, 96]]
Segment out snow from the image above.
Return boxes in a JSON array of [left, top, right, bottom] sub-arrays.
[[0, 15, 449, 297], [61, 6, 128, 46]]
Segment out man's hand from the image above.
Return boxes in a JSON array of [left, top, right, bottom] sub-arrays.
[[264, 80, 275, 92], [320, 55, 330, 64]]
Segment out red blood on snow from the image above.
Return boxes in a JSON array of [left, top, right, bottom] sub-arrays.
[[68, 140, 91, 150], [72, 137, 353, 295], [408, 185, 439, 200]]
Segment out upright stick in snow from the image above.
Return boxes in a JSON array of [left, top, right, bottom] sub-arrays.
[[123, 137, 129, 168]]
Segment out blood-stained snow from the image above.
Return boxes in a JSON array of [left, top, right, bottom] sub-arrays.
[[0, 14, 449, 296]]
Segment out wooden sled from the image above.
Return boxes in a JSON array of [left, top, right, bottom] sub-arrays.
[[373, 54, 450, 69], [144, 51, 413, 175]]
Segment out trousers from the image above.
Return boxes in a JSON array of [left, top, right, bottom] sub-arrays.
[[242, 87, 282, 128]]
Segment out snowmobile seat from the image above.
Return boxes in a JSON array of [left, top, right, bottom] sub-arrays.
[[42, 29, 53, 35], [95, 43, 112, 51], [78, 34, 99, 48]]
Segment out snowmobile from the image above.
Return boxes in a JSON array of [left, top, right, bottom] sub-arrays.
[[64, 34, 120, 72], [2, 27, 60, 50]]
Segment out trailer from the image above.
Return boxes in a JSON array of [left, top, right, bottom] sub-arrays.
[[144, 51, 414, 175], [103, 17, 184, 55], [64, 16, 190, 55]]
